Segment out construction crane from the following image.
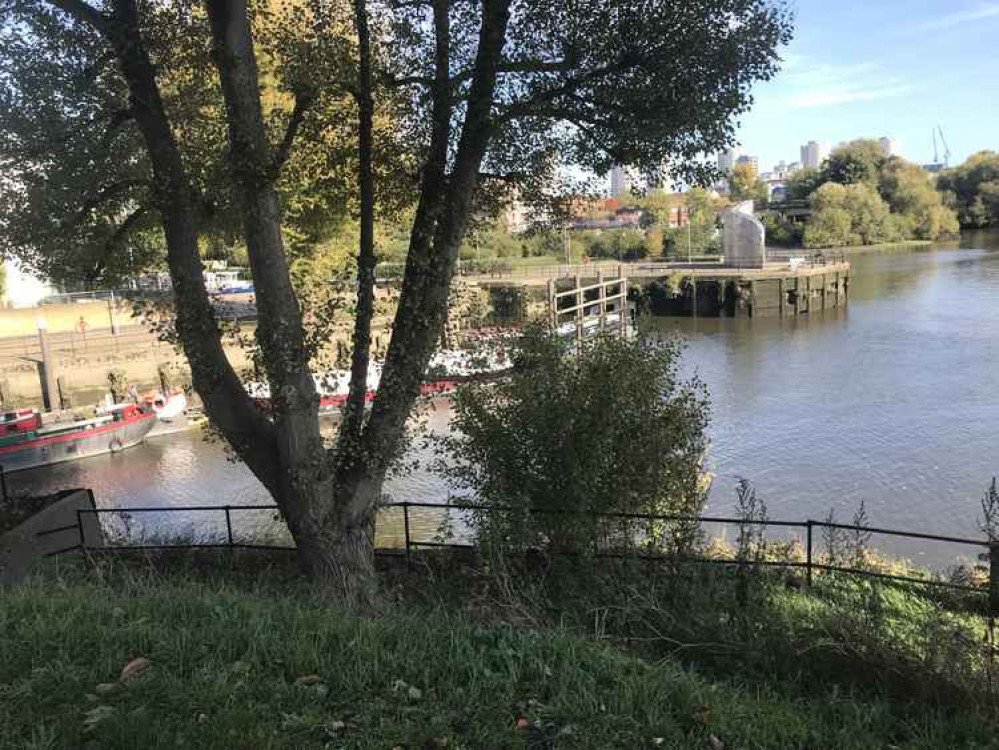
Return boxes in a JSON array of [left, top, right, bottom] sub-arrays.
[[937, 125, 951, 169]]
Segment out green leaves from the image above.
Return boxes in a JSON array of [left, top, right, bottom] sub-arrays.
[[439, 327, 709, 558]]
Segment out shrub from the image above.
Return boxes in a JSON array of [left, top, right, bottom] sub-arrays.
[[438, 327, 709, 558]]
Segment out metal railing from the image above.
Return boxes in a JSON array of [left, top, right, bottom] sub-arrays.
[[37, 500, 999, 606]]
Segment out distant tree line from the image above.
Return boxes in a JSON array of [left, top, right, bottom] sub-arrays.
[[769, 139, 960, 249]]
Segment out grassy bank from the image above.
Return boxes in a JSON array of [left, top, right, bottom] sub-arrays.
[[2, 554, 998, 749]]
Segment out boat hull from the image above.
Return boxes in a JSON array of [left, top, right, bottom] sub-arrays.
[[0, 413, 156, 473]]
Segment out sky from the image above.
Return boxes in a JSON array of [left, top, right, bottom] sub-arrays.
[[733, 0, 999, 172]]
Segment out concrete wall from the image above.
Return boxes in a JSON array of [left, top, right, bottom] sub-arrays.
[[0, 489, 104, 585], [0, 300, 142, 337]]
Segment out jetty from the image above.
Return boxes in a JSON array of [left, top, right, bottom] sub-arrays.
[[468, 201, 850, 319]]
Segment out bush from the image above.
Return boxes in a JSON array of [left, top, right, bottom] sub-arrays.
[[438, 327, 709, 557], [761, 214, 803, 247]]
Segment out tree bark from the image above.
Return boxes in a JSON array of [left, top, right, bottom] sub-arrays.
[[360, 0, 512, 470], [338, 0, 378, 446], [329, 0, 512, 545], [71, 0, 281, 490], [204, 0, 362, 587]]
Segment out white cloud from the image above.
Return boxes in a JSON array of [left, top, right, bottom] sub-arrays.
[[909, 2, 999, 32], [768, 59, 913, 111], [786, 84, 914, 109]]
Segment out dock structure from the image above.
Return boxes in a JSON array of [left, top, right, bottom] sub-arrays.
[[473, 257, 850, 319], [547, 271, 629, 351]]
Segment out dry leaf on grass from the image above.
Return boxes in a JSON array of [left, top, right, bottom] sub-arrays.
[[119, 657, 150, 684]]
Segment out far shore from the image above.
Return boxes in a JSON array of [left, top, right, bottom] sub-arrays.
[[766, 239, 936, 256]]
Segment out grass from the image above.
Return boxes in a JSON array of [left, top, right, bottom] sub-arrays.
[[2, 552, 999, 749]]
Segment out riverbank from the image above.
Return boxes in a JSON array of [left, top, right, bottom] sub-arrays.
[[767, 239, 935, 256], [2, 556, 995, 749]]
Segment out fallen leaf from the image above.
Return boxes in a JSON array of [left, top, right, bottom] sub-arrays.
[[407, 685, 423, 701], [95, 683, 117, 695], [197, 713, 209, 724], [652, 739, 665, 747], [515, 718, 531, 729], [295, 674, 322, 685], [119, 657, 151, 684], [708, 734, 725, 750]]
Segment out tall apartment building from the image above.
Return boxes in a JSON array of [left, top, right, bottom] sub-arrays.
[[609, 163, 637, 197], [879, 136, 898, 157], [717, 147, 742, 173], [799, 140, 830, 170]]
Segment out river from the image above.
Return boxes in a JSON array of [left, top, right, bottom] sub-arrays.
[[9, 232, 999, 566]]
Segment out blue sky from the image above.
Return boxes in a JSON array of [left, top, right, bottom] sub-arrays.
[[734, 0, 999, 171]]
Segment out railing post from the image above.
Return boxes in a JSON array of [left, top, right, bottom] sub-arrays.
[[76, 509, 85, 550], [0, 464, 6, 502], [403, 502, 411, 567], [224, 506, 234, 547], [805, 520, 813, 587], [990, 541, 999, 619]]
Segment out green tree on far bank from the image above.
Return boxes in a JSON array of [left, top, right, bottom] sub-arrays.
[[785, 167, 823, 201], [937, 151, 999, 228], [729, 162, 768, 204], [822, 139, 886, 186], [664, 188, 723, 257], [796, 143, 959, 248], [804, 182, 895, 248]]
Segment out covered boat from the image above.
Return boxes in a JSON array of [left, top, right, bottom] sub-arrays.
[[247, 344, 513, 414], [0, 403, 157, 473]]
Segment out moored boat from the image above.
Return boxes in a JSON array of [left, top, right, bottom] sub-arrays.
[[247, 344, 513, 414], [0, 403, 157, 473]]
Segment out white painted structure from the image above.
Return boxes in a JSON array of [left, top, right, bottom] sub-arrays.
[[722, 201, 766, 269]]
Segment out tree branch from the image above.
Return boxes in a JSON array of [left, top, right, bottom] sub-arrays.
[[88, 202, 150, 283], [47, 0, 109, 33], [338, 0, 378, 445], [360, 0, 513, 481], [89, 0, 279, 492], [66, 178, 149, 227], [270, 91, 313, 178], [386, 57, 571, 89]]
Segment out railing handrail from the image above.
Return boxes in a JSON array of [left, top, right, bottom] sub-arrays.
[[74, 500, 990, 548], [52, 499, 997, 601]]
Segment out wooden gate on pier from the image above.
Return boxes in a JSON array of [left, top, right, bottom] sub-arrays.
[[547, 270, 629, 352]]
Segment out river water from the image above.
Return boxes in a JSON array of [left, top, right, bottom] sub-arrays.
[[9, 232, 999, 565]]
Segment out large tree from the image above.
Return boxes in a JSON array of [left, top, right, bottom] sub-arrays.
[[0, 0, 792, 599], [937, 151, 999, 229]]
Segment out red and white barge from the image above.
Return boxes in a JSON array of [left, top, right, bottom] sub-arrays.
[[0, 403, 157, 473]]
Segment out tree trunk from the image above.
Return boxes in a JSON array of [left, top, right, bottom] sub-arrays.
[[358, 0, 512, 468], [339, 0, 377, 446]]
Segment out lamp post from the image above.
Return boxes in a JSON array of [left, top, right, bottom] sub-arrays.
[[687, 215, 692, 265]]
